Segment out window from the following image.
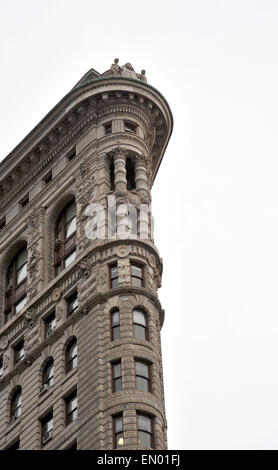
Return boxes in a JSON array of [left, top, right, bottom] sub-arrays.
[[54, 200, 76, 275], [41, 412, 53, 445], [126, 157, 136, 190], [112, 360, 122, 392], [110, 159, 115, 191], [131, 263, 144, 287], [67, 149, 76, 162], [45, 311, 56, 337], [137, 412, 154, 448], [42, 359, 54, 388], [6, 439, 20, 450], [43, 171, 52, 185], [113, 414, 124, 448], [10, 388, 22, 420], [110, 264, 118, 288], [105, 122, 112, 135], [111, 309, 120, 340], [67, 291, 78, 316], [133, 309, 148, 340], [124, 121, 137, 134], [0, 217, 5, 231], [0, 358, 3, 379], [5, 246, 28, 322], [135, 360, 151, 392], [65, 390, 78, 425], [19, 194, 29, 209], [14, 341, 24, 365], [66, 338, 77, 373], [67, 441, 77, 450]]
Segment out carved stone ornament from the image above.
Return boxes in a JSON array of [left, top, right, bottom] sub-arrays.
[[25, 355, 34, 366], [23, 308, 37, 329], [115, 246, 130, 258], [79, 257, 92, 279], [52, 287, 61, 302], [148, 254, 156, 268], [0, 336, 9, 351]]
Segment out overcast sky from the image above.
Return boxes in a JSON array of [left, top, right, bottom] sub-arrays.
[[1, 0, 278, 450]]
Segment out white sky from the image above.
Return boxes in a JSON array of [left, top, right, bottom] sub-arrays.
[[1, 0, 278, 450]]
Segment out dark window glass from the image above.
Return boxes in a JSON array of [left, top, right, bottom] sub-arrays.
[[0, 358, 3, 379], [124, 122, 137, 134], [54, 200, 76, 275], [41, 412, 53, 445], [67, 291, 78, 316], [110, 264, 118, 288], [126, 157, 136, 190], [20, 194, 29, 209], [6, 439, 20, 450], [42, 359, 54, 387], [65, 390, 78, 425], [45, 312, 56, 337], [113, 414, 124, 448], [5, 246, 28, 322], [131, 264, 144, 287], [133, 309, 148, 340], [135, 360, 151, 392], [44, 171, 52, 185], [112, 361, 122, 392], [105, 122, 112, 135], [111, 309, 120, 340], [110, 159, 115, 191], [11, 388, 22, 420], [14, 341, 24, 365], [137, 413, 153, 448], [66, 338, 77, 373]]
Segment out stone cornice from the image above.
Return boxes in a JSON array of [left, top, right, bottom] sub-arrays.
[[0, 76, 173, 209], [0, 238, 162, 340]]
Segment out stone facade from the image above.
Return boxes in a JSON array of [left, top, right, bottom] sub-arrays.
[[0, 60, 173, 450]]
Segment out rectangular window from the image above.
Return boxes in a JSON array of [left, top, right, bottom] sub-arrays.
[[67, 291, 78, 316], [124, 121, 137, 134], [15, 296, 27, 314], [65, 390, 78, 425], [45, 311, 56, 338], [135, 360, 151, 392], [43, 171, 52, 185], [14, 341, 24, 365], [19, 194, 29, 209], [111, 309, 120, 340], [112, 360, 122, 392], [6, 439, 20, 450], [0, 217, 5, 231], [65, 250, 76, 268], [41, 412, 53, 446], [113, 414, 124, 448], [131, 263, 144, 287], [110, 264, 118, 288], [105, 122, 112, 135], [0, 358, 3, 379], [137, 412, 154, 448], [67, 149, 76, 162]]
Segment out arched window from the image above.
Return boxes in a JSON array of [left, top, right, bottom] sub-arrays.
[[111, 308, 120, 340], [10, 387, 22, 421], [5, 246, 28, 322], [133, 308, 148, 340], [54, 200, 76, 275], [42, 359, 54, 388], [65, 338, 77, 373]]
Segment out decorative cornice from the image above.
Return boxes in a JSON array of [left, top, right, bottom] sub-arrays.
[[0, 77, 172, 211]]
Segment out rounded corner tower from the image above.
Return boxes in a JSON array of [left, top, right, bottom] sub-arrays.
[[0, 59, 173, 450]]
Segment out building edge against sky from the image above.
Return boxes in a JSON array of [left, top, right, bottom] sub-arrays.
[[0, 60, 173, 450]]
